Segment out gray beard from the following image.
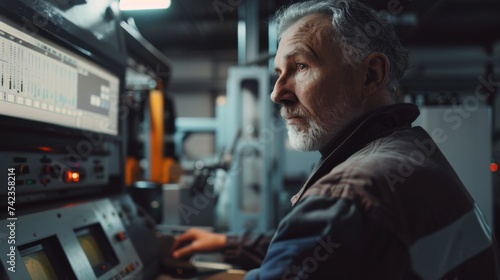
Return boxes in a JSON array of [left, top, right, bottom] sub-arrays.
[[285, 107, 363, 152], [282, 86, 363, 152], [286, 118, 331, 151]]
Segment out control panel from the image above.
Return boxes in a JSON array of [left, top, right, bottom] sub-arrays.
[[0, 152, 111, 204], [0, 196, 145, 279]]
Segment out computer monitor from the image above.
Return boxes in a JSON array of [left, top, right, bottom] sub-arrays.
[[0, 18, 120, 136]]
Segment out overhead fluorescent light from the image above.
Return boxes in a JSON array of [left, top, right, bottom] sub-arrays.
[[120, 0, 171, 11]]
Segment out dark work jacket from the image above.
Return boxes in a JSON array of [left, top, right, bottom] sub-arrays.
[[237, 103, 500, 280]]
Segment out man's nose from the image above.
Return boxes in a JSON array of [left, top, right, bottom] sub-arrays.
[[271, 75, 297, 104]]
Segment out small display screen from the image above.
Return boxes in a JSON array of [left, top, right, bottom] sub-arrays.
[[19, 236, 76, 280], [75, 224, 119, 277], [77, 233, 105, 267], [22, 246, 58, 280]]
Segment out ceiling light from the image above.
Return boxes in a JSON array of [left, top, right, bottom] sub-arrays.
[[120, 0, 171, 11]]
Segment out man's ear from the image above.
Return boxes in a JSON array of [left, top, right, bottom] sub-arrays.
[[362, 52, 389, 97]]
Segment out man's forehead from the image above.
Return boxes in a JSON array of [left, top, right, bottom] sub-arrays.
[[275, 14, 335, 64], [280, 13, 333, 42], [275, 43, 317, 64]]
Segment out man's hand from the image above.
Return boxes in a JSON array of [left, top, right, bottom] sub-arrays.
[[170, 228, 227, 259]]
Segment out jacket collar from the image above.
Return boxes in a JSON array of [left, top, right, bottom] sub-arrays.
[[290, 103, 420, 206]]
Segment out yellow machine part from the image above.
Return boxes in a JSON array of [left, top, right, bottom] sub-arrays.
[[149, 89, 164, 183], [161, 157, 182, 184], [125, 157, 142, 186]]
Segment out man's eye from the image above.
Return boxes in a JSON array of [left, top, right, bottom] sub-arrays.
[[297, 63, 307, 71]]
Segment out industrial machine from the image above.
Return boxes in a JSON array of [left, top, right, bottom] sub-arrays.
[[0, 1, 165, 279]]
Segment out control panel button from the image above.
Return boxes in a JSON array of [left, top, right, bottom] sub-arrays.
[[94, 165, 104, 173], [16, 165, 30, 175], [40, 178, 51, 185], [43, 164, 53, 175], [25, 179, 36, 185], [115, 231, 126, 241]]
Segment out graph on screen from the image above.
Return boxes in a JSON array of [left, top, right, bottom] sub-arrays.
[[0, 18, 119, 135]]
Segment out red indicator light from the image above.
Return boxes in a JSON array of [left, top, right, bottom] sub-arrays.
[[65, 171, 72, 182], [490, 163, 498, 172], [65, 171, 81, 183], [37, 146, 53, 152], [72, 172, 80, 182]]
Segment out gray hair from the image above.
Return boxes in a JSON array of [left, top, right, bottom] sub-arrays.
[[276, 0, 408, 93]]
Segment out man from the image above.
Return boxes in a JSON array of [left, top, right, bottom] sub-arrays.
[[172, 0, 500, 279]]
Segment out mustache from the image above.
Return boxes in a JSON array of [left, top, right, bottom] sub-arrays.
[[280, 106, 309, 119]]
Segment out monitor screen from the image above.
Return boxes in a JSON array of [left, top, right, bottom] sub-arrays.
[[77, 231, 105, 268], [0, 18, 119, 135], [22, 245, 59, 280], [75, 224, 119, 277], [19, 236, 76, 280]]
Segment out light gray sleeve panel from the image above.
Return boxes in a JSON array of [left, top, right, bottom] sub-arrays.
[[410, 204, 492, 280]]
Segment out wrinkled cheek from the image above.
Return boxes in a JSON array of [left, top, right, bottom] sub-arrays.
[[306, 90, 327, 121]]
